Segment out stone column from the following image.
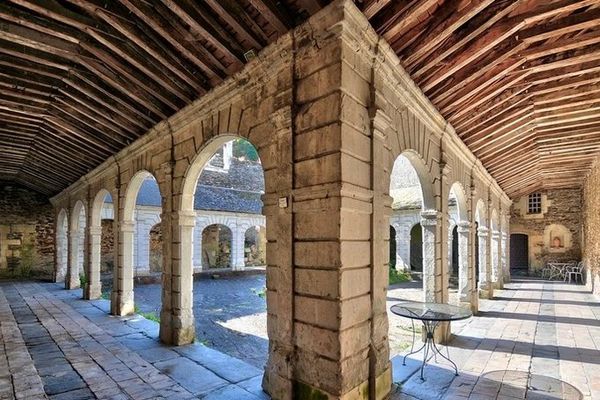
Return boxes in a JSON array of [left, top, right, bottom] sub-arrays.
[[66, 230, 81, 290], [193, 222, 203, 272], [457, 221, 471, 308], [491, 230, 502, 289], [112, 220, 134, 316], [421, 210, 441, 303], [84, 225, 102, 300], [231, 226, 246, 271], [160, 210, 195, 345], [394, 225, 409, 271], [477, 226, 492, 299], [502, 231, 510, 283]]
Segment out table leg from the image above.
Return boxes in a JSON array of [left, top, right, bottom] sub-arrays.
[[411, 320, 460, 380]]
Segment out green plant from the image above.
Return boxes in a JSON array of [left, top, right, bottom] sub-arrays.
[[16, 242, 37, 278], [79, 274, 88, 288], [389, 267, 411, 285], [100, 291, 110, 300], [140, 312, 160, 323], [233, 138, 259, 161], [251, 287, 266, 299]]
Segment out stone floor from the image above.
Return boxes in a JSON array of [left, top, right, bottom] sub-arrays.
[[0, 277, 598, 399], [0, 281, 266, 399], [391, 278, 600, 399]]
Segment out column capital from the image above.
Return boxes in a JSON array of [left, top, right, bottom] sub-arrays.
[[89, 226, 102, 236], [477, 226, 489, 237], [175, 211, 196, 227], [420, 210, 440, 227], [457, 221, 471, 233], [120, 221, 135, 232], [491, 231, 502, 239]]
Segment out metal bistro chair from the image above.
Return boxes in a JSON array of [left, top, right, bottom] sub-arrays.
[[566, 261, 584, 284], [541, 262, 555, 280]]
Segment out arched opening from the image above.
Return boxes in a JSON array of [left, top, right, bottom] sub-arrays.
[[409, 223, 422, 272], [475, 199, 490, 298], [173, 136, 267, 364], [89, 190, 113, 300], [387, 152, 436, 357], [149, 222, 162, 273], [201, 224, 232, 269], [68, 201, 86, 291], [55, 209, 68, 283], [490, 209, 500, 286], [448, 183, 470, 309], [115, 170, 162, 316], [510, 234, 529, 276], [244, 225, 266, 267]]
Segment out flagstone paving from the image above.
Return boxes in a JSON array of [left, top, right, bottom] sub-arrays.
[[391, 278, 600, 399], [0, 277, 599, 399]]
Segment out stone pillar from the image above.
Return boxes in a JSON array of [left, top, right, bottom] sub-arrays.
[[84, 225, 102, 300], [394, 225, 409, 271], [112, 220, 134, 316], [502, 231, 510, 283], [160, 210, 195, 345], [477, 226, 492, 299], [421, 210, 441, 303], [66, 230, 80, 290], [231, 226, 246, 271], [193, 222, 203, 272], [491, 230, 502, 289], [457, 221, 471, 308]]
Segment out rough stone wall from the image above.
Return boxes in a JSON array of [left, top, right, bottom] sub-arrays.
[[0, 183, 54, 277], [511, 188, 582, 273], [583, 161, 600, 295], [100, 219, 114, 273]]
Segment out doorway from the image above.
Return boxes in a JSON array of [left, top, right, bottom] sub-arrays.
[[510, 234, 529, 275]]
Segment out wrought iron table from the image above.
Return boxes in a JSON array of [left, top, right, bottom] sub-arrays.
[[390, 301, 472, 380]]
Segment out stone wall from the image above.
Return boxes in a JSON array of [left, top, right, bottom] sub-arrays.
[[100, 220, 114, 273], [510, 188, 582, 273], [583, 161, 600, 295], [0, 183, 54, 277]]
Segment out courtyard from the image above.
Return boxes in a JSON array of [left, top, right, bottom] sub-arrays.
[[1, 277, 598, 399], [1, 0, 600, 399]]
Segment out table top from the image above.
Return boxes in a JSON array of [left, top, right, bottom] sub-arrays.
[[390, 301, 473, 322]]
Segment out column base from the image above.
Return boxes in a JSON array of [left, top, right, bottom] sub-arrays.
[[478, 287, 493, 299], [493, 280, 504, 290], [159, 310, 195, 345], [84, 283, 102, 300], [65, 278, 80, 290], [111, 290, 134, 316], [232, 263, 246, 272]]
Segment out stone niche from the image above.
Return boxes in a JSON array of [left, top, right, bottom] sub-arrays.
[[544, 224, 572, 253]]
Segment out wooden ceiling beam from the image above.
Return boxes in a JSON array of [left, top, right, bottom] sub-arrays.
[[245, 0, 292, 35]]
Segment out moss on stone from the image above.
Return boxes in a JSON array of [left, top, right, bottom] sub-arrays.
[[293, 381, 328, 400]]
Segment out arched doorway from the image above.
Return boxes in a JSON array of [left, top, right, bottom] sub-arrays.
[[55, 209, 68, 283], [510, 234, 529, 276]]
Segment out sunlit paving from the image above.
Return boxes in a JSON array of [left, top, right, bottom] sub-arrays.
[[1, 1, 600, 399]]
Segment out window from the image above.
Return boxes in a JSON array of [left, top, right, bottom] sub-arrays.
[[527, 193, 542, 214]]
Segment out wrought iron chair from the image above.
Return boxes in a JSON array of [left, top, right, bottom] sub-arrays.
[[566, 261, 584, 284]]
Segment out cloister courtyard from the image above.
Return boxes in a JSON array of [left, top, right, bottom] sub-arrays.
[[2, 0, 600, 399]]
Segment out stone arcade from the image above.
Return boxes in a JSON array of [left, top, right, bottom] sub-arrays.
[[49, 4, 512, 398], [2, 0, 600, 399]]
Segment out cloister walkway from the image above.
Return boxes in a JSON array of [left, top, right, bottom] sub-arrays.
[[392, 278, 600, 399], [0, 278, 598, 399]]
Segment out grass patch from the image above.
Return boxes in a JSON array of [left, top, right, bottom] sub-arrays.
[[134, 305, 160, 323], [251, 287, 266, 299], [389, 268, 412, 285], [100, 291, 110, 300]]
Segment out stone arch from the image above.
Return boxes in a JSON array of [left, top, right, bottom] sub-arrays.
[[56, 208, 69, 283], [391, 150, 436, 211], [86, 189, 112, 299], [175, 134, 268, 344], [449, 182, 472, 308], [201, 223, 232, 268], [118, 170, 162, 316], [68, 200, 86, 290]]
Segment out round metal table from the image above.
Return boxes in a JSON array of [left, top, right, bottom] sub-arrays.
[[390, 301, 472, 380]]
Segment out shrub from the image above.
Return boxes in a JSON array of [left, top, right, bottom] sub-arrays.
[[389, 267, 412, 285]]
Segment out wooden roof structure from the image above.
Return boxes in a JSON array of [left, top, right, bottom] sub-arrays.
[[0, 0, 598, 197]]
